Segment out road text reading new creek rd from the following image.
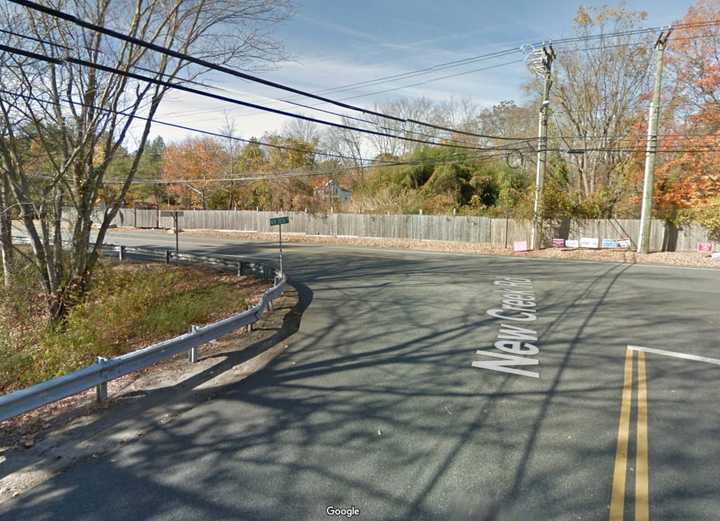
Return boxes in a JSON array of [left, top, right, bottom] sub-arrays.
[[473, 277, 541, 378]]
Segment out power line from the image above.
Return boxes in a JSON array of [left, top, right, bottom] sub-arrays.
[[0, 42, 536, 153], [275, 21, 720, 106], [99, 151, 515, 185], [8, 0, 523, 142], [555, 147, 720, 153], [275, 49, 523, 104], [182, 21, 720, 125], [7, 43, 718, 152], [0, 27, 219, 91], [0, 88, 376, 165], [1, 27, 509, 148], [3, 88, 534, 171], [336, 59, 526, 102], [10, 0, 720, 149], [6, 0, 404, 122]]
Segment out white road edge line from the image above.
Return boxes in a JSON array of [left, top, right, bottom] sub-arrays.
[[627, 345, 720, 366]]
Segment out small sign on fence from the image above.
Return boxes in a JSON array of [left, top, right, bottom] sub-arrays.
[[618, 239, 631, 249], [580, 237, 599, 249], [602, 239, 620, 249], [697, 242, 713, 254], [552, 239, 566, 248], [513, 240, 528, 252], [270, 216, 289, 226], [565, 239, 579, 248]]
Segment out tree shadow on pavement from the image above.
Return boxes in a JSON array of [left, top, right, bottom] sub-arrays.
[[2, 249, 719, 521]]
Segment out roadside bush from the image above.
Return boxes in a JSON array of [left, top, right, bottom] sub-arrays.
[[691, 197, 720, 240], [0, 262, 253, 392]]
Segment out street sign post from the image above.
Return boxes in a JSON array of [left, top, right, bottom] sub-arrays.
[[270, 216, 289, 275], [161, 211, 184, 256], [269, 216, 289, 226]]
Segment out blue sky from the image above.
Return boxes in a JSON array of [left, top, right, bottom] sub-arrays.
[[151, 0, 694, 144]]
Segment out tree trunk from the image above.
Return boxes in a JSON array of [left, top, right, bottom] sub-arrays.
[[0, 175, 13, 287]]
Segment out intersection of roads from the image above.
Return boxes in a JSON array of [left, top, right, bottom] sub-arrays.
[[1, 229, 718, 520]]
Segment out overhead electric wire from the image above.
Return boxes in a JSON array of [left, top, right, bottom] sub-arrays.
[[252, 19, 720, 107], [534, 19, 720, 50], [8, 0, 720, 152], [1, 24, 509, 149], [307, 48, 523, 96], [280, 21, 720, 105], [553, 147, 720, 153], [0, 88, 382, 165], [97, 151, 515, 185], [336, 59, 526, 103], [160, 21, 720, 127], [1, 27, 490, 147], [0, 89, 522, 174], [7, 0, 527, 143], [0, 42, 539, 154], [5, 0, 405, 122]]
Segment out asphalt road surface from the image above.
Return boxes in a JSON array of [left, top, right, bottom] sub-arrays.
[[2, 229, 719, 521]]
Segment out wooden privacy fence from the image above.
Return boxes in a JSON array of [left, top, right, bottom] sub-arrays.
[[103, 209, 716, 252]]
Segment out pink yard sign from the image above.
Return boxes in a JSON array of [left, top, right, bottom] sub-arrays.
[[552, 239, 566, 248], [697, 242, 713, 254]]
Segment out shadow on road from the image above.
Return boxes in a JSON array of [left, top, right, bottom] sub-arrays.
[[2, 242, 719, 521]]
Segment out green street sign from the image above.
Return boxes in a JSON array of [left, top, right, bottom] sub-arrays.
[[270, 216, 289, 226]]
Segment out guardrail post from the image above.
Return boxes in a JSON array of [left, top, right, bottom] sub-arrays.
[[165, 250, 171, 264], [118, 245, 126, 262], [95, 356, 109, 402], [246, 306, 254, 332], [188, 325, 199, 363]]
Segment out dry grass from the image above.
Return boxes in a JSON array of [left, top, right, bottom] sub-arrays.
[[0, 261, 268, 393]]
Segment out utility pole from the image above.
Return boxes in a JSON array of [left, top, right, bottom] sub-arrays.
[[529, 46, 555, 250], [637, 29, 672, 254]]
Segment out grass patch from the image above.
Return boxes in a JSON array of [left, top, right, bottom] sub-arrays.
[[0, 261, 264, 393]]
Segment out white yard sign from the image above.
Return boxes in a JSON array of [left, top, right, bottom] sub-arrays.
[[580, 237, 599, 248]]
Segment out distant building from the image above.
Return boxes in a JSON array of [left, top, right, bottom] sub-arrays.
[[313, 179, 352, 203]]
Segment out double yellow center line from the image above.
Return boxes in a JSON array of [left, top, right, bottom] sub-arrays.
[[609, 348, 649, 521]]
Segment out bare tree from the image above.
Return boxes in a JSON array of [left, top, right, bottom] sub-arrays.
[[320, 118, 365, 169], [220, 113, 241, 209], [0, 0, 290, 319], [365, 97, 441, 157], [549, 5, 653, 210], [282, 117, 319, 145], [477, 100, 534, 141]]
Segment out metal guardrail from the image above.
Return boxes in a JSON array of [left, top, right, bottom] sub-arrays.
[[0, 242, 286, 422]]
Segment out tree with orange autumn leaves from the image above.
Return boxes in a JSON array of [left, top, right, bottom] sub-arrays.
[[652, 0, 720, 235], [162, 137, 229, 209]]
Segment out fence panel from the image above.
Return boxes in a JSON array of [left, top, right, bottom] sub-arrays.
[[129, 209, 715, 252], [135, 209, 158, 228]]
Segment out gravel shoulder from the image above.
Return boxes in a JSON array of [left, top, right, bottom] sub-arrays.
[[175, 228, 720, 270]]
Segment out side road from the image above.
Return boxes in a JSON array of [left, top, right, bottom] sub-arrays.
[[173, 228, 720, 270]]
